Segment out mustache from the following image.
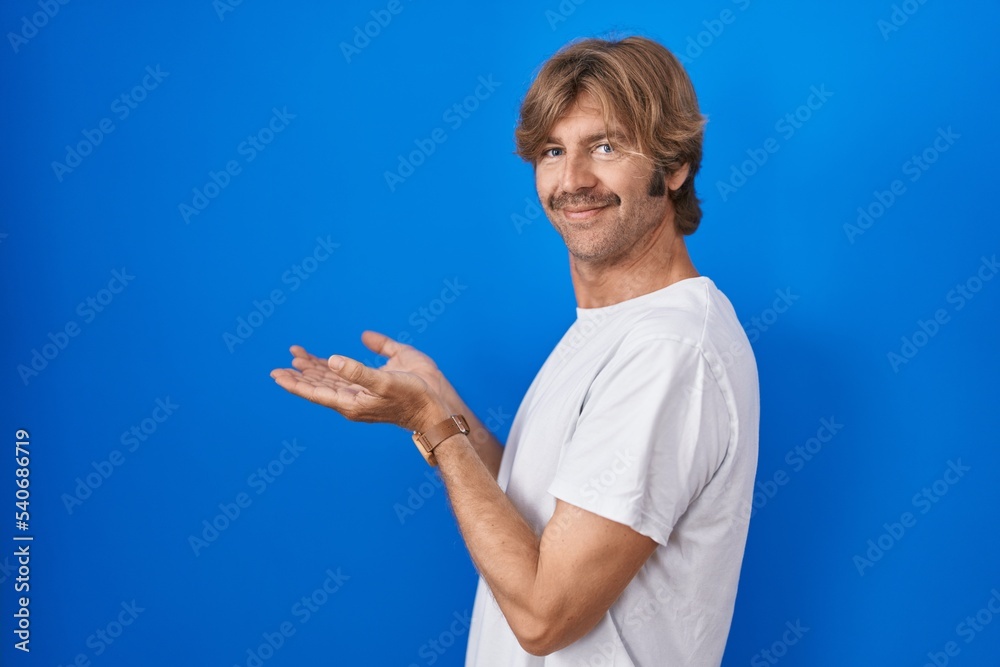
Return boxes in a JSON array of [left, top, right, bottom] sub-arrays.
[[550, 191, 621, 210]]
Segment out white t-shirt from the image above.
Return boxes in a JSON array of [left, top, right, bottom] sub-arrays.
[[465, 276, 759, 667]]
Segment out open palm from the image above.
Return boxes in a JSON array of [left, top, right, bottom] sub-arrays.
[[270, 334, 443, 432], [361, 330, 449, 399]]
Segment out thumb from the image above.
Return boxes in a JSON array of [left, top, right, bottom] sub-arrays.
[[361, 329, 405, 357], [328, 355, 389, 394]]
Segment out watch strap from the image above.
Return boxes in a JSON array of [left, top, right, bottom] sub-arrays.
[[411, 414, 469, 466]]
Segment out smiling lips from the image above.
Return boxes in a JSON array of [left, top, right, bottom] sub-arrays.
[[560, 206, 607, 221], [552, 192, 620, 222]]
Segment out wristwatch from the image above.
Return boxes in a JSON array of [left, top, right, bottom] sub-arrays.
[[411, 414, 469, 466]]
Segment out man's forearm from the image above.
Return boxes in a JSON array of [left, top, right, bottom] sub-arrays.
[[425, 422, 655, 656], [426, 417, 548, 651]]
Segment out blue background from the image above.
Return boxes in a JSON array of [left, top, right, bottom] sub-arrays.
[[2, 0, 999, 665]]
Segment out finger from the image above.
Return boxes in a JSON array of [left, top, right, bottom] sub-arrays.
[[292, 354, 333, 374], [290, 345, 326, 363], [290, 347, 332, 373], [361, 330, 407, 358], [287, 347, 382, 393], [327, 355, 392, 395], [271, 368, 361, 410], [300, 366, 357, 390], [271, 368, 305, 384], [276, 361, 357, 391]]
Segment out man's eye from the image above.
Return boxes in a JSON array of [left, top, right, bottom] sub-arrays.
[[542, 147, 563, 158], [597, 143, 613, 154]]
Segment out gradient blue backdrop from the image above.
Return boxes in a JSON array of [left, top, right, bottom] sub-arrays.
[[2, 1, 998, 665]]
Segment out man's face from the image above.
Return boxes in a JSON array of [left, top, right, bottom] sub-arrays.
[[535, 93, 674, 267]]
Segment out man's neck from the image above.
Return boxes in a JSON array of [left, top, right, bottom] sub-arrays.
[[569, 229, 699, 309]]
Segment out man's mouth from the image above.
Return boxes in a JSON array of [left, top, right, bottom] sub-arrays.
[[560, 206, 607, 221], [551, 192, 620, 222]]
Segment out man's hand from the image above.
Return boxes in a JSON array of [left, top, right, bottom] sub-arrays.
[[270, 331, 505, 477], [359, 330, 452, 407], [270, 344, 445, 433]]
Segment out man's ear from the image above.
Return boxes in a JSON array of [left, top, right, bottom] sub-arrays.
[[667, 163, 690, 192]]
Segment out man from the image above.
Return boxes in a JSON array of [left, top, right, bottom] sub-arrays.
[[271, 35, 759, 666]]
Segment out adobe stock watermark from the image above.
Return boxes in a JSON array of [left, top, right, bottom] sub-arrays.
[[544, 0, 586, 30], [705, 287, 796, 377], [222, 235, 340, 353], [554, 307, 609, 362], [743, 288, 798, 344], [887, 253, 996, 372], [877, 0, 931, 41], [583, 585, 681, 664], [400, 278, 467, 337], [188, 438, 306, 556], [624, 586, 669, 633], [853, 458, 970, 576], [213, 0, 245, 21], [542, 497, 592, 545], [339, 0, 411, 62], [394, 405, 510, 524], [179, 106, 296, 224], [716, 84, 834, 202], [746, 417, 843, 519], [358, 277, 468, 369], [750, 619, 810, 666], [51, 65, 169, 182], [384, 75, 501, 192], [7, 0, 71, 54], [406, 610, 472, 667], [16, 267, 135, 386], [676, 0, 752, 65], [56, 600, 145, 666], [510, 195, 543, 234], [844, 126, 959, 243], [921, 588, 1000, 667], [232, 567, 349, 667], [705, 286, 797, 380], [580, 449, 636, 503], [61, 397, 179, 514]]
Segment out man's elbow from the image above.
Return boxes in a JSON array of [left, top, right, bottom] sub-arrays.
[[513, 621, 562, 656], [510, 608, 589, 656]]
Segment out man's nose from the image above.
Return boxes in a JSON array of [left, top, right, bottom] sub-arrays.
[[559, 152, 598, 192]]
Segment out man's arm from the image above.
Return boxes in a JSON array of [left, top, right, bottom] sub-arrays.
[[271, 347, 657, 655], [422, 401, 658, 656]]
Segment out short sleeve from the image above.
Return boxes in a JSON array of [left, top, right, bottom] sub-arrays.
[[547, 336, 731, 545]]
